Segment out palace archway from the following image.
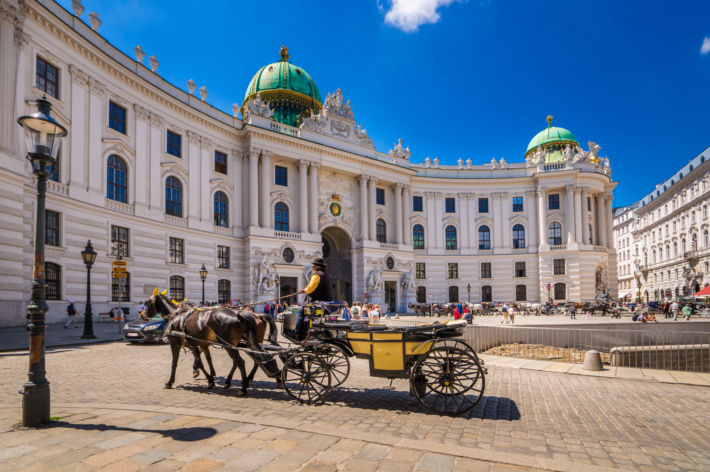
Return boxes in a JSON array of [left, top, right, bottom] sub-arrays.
[[321, 226, 352, 303]]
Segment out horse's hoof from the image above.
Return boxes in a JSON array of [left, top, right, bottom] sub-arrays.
[[193, 370, 200, 378], [207, 382, 215, 389], [164, 383, 173, 389], [237, 390, 247, 397], [223, 382, 231, 389]]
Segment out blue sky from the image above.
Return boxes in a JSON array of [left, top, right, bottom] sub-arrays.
[[58, 0, 710, 206]]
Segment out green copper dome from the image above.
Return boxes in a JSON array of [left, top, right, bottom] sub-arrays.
[[242, 46, 322, 127], [525, 116, 578, 155]]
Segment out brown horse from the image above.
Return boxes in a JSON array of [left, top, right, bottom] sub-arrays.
[[144, 291, 279, 395]]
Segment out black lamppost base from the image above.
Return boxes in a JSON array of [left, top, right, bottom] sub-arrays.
[[22, 380, 50, 427], [80, 334, 97, 339]]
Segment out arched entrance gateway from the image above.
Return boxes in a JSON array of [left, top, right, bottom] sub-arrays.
[[321, 226, 352, 303]]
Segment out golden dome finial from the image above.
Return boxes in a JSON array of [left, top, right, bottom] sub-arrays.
[[279, 45, 289, 62], [546, 115, 553, 128]]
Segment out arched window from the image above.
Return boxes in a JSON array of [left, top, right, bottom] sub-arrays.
[[515, 284, 527, 302], [588, 224, 593, 244], [481, 285, 492, 302], [213, 191, 228, 227], [45, 262, 61, 300], [448, 286, 459, 303], [512, 224, 525, 249], [704, 230, 709, 248], [659, 246, 663, 261], [416, 286, 426, 303], [554, 283, 566, 300], [274, 202, 289, 231], [681, 239, 686, 254], [376, 218, 386, 243], [445, 225, 457, 250], [673, 242, 678, 257], [169, 275, 185, 300], [165, 176, 182, 217], [218, 279, 231, 304], [547, 222, 562, 245], [107, 155, 128, 203], [412, 224, 425, 249], [478, 225, 491, 250]]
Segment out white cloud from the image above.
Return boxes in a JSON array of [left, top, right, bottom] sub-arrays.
[[383, 0, 457, 33], [701, 37, 710, 55]]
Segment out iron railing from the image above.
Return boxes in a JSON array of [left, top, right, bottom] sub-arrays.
[[463, 325, 710, 372]]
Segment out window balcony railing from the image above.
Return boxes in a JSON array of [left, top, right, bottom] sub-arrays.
[[379, 242, 399, 251], [550, 244, 567, 251], [165, 214, 187, 227], [275, 231, 302, 240], [105, 198, 135, 215]]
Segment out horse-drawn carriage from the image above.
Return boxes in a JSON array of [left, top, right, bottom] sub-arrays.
[[146, 291, 487, 416]]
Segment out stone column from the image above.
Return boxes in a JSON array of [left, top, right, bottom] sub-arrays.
[[434, 193, 444, 248], [368, 176, 377, 241], [402, 186, 411, 245], [309, 163, 319, 233], [358, 175, 368, 240], [574, 187, 583, 243], [537, 188, 547, 247], [231, 150, 243, 228], [87, 78, 105, 193], [200, 137, 213, 223], [12, 30, 28, 159], [468, 193, 477, 249], [581, 188, 590, 245], [501, 192, 510, 250], [565, 185, 575, 244], [460, 194, 469, 249], [260, 151, 272, 228], [69, 66, 88, 189], [605, 192, 614, 248], [492, 193, 503, 249], [526, 191, 538, 249], [597, 193, 607, 247], [299, 160, 309, 233], [394, 183, 403, 245], [0, 9, 20, 155], [248, 149, 259, 227], [187, 131, 201, 220], [426, 192, 437, 249], [148, 113, 163, 210]]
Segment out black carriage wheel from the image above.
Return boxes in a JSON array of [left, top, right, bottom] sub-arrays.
[[410, 345, 485, 416], [310, 343, 350, 388], [281, 352, 332, 404]]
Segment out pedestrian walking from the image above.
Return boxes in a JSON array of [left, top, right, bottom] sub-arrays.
[[501, 305, 509, 324], [682, 303, 692, 321], [569, 305, 576, 320], [351, 302, 360, 320], [671, 301, 680, 321], [508, 305, 515, 324], [342, 303, 351, 320], [64, 301, 79, 328]]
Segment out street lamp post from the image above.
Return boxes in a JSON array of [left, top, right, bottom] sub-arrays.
[[17, 96, 68, 427], [81, 240, 97, 339], [466, 283, 471, 303], [199, 264, 207, 305]]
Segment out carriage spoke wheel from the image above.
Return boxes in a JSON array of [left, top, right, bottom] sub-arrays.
[[410, 345, 485, 416], [281, 352, 332, 404], [310, 343, 350, 388]]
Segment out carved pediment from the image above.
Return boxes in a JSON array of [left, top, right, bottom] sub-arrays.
[[300, 89, 374, 149]]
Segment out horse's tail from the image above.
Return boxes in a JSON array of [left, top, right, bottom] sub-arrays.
[[242, 312, 280, 377]]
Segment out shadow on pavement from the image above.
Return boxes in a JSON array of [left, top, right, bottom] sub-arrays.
[[175, 378, 520, 421], [47, 421, 217, 441]]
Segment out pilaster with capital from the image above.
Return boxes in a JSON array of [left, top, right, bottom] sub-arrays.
[[148, 113, 163, 209], [248, 149, 259, 227], [525, 191, 538, 249], [605, 192, 614, 248], [434, 192, 444, 248], [308, 162, 320, 233], [467, 193, 477, 249], [573, 186, 583, 244], [565, 185, 576, 244], [402, 186, 411, 245], [358, 175, 368, 240], [459, 193, 470, 250], [231, 150, 243, 228], [491, 192, 504, 249], [425, 192, 437, 249], [596, 193, 607, 246], [537, 188, 547, 247], [260, 151, 273, 229], [199, 138, 213, 222], [368, 176, 377, 241], [68, 65, 88, 189], [187, 131, 201, 220], [581, 187, 590, 245], [298, 160, 309, 233], [393, 183, 403, 244], [87, 77, 105, 192]]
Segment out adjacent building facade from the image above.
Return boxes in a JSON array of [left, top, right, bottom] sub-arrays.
[[613, 148, 710, 302], [0, 0, 617, 327]]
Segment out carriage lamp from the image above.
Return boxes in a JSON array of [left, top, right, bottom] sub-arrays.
[[81, 240, 97, 340], [199, 264, 208, 305], [275, 278, 281, 299], [18, 96, 68, 427]]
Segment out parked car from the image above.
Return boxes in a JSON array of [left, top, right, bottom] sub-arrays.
[[123, 316, 166, 343]]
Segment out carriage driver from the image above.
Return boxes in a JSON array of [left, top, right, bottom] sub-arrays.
[[288, 257, 332, 339]]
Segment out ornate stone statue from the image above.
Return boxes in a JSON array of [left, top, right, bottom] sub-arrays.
[[588, 141, 601, 163], [562, 144, 574, 163], [388, 138, 411, 160], [254, 255, 278, 295], [400, 270, 416, 293], [367, 268, 384, 293], [245, 93, 273, 120], [302, 263, 314, 284]]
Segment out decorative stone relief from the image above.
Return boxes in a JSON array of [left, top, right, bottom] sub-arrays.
[[69, 65, 88, 86], [300, 88, 374, 149], [88, 11, 101, 31], [89, 78, 106, 96], [134, 45, 145, 63], [388, 138, 411, 160], [149, 112, 164, 127], [244, 93, 273, 120], [367, 268, 384, 293], [400, 270, 416, 293], [187, 79, 196, 95], [200, 136, 213, 150], [254, 255, 278, 295]]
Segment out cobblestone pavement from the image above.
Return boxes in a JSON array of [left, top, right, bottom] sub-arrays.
[[1, 342, 709, 471]]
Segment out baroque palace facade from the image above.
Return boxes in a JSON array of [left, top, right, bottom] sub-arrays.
[[613, 148, 710, 302], [0, 0, 617, 327]]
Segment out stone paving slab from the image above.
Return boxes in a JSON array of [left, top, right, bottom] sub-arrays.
[[0, 321, 124, 351], [1, 342, 709, 471]]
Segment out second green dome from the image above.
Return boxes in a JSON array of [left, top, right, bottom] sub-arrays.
[[526, 116, 578, 155]]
